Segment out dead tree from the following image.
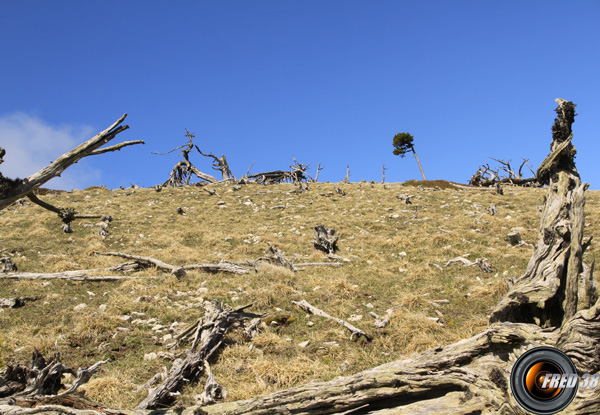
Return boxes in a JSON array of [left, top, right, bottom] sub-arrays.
[[196, 148, 236, 181], [136, 301, 262, 410], [470, 157, 540, 187], [157, 130, 218, 186], [314, 162, 323, 182], [0, 114, 144, 231], [3, 100, 598, 415], [248, 159, 313, 185]]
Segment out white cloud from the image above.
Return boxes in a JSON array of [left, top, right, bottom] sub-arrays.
[[0, 112, 102, 190]]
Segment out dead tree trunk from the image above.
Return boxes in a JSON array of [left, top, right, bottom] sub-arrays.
[[136, 302, 262, 410], [157, 130, 219, 186], [196, 148, 237, 181], [314, 162, 323, 182], [0, 114, 143, 215]]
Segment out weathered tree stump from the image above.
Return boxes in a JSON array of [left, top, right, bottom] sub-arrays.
[[312, 225, 339, 254]]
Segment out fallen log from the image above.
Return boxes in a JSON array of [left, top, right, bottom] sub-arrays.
[[292, 299, 372, 341], [95, 252, 250, 277], [445, 256, 493, 272], [136, 301, 262, 410], [0, 272, 138, 281]]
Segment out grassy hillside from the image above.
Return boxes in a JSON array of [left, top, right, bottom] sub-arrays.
[[1, 181, 598, 408]]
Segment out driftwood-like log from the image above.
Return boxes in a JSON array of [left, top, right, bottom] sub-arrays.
[[0, 349, 108, 410], [292, 300, 372, 341], [0, 271, 138, 281], [136, 301, 262, 410], [95, 251, 250, 277], [445, 256, 493, 272]]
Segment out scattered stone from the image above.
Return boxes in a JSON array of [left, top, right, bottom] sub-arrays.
[[348, 314, 363, 322], [119, 315, 132, 323], [339, 361, 350, 371], [73, 303, 87, 311], [99, 304, 107, 312], [397, 194, 412, 204], [144, 352, 158, 361], [298, 340, 310, 348], [365, 303, 374, 309], [306, 321, 314, 327]]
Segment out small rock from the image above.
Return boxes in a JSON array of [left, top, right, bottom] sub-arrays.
[[99, 304, 107, 312], [339, 361, 350, 371], [217, 201, 226, 205], [119, 315, 132, 323], [306, 321, 314, 327], [365, 303, 374, 309], [298, 340, 310, 348], [73, 303, 87, 311], [143, 352, 158, 361], [163, 334, 173, 342], [348, 314, 363, 321]]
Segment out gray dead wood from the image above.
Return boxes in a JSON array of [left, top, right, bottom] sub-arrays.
[[158, 130, 218, 186], [0, 271, 137, 281], [195, 361, 227, 406], [1, 257, 18, 272], [445, 256, 493, 273], [255, 245, 296, 271], [294, 262, 344, 268], [396, 193, 412, 204], [0, 349, 108, 410], [0, 297, 37, 308], [0, 114, 143, 215], [312, 225, 339, 254], [196, 147, 237, 181], [292, 299, 372, 341], [95, 251, 251, 276], [136, 301, 262, 410]]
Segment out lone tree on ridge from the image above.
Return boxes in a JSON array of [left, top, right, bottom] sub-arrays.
[[392, 132, 426, 181]]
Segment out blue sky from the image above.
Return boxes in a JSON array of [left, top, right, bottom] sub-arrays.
[[1, 1, 599, 189]]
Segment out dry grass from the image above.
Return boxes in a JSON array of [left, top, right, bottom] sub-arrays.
[[1, 181, 598, 409]]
